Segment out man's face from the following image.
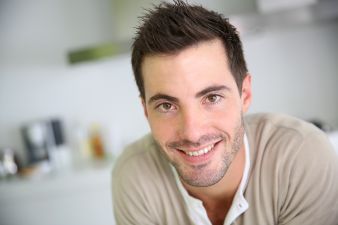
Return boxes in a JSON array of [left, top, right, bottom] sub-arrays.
[[141, 39, 252, 187]]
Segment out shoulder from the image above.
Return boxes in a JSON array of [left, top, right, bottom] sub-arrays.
[[113, 133, 164, 180], [244, 113, 337, 192], [244, 113, 332, 152], [114, 133, 154, 166], [244, 113, 338, 224], [244, 112, 337, 162], [244, 112, 337, 164], [112, 133, 176, 197], [245, 113, 319, 136]]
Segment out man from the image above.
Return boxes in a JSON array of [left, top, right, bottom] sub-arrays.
[[112, 1, 338, 224]]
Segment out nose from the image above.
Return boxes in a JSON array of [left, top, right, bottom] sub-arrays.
[[177, 106, 206, 142]]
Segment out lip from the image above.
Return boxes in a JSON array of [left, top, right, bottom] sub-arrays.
[[175, 140, 222, 164]]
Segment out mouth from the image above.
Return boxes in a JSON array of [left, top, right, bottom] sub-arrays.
[[179, 143, 215, 157], [174, 139, 222, 161]]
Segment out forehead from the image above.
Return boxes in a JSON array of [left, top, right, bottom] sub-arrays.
[[141, 39, 236, 100]]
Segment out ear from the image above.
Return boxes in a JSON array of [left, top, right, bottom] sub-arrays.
[[141, 97, 149, 118], [241, 74, 252, 113]]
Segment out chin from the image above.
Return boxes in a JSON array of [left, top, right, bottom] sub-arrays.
[[174, 156, 231, 187]]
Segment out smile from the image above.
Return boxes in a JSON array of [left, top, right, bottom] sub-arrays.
[[179, 144, 215, 157]]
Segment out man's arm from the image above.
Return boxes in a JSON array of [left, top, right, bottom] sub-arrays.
[[278, 131, 338, 225]]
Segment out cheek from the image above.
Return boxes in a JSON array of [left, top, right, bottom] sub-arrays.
[[148, 115, 176, 145], [209, 103, 242, 132]]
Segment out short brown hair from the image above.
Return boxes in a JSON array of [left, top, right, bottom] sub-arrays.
[[131, 0, 248, 99]]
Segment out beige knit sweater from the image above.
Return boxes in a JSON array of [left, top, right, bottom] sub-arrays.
[[112, 113, 338, 225]]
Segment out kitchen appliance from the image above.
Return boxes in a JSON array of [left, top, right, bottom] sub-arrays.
[[21, 118, 66, 165]]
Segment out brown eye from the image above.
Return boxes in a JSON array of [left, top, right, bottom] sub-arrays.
[[206, 94, 221, 103], [162, 103, 172, 110], [157, 102, 176, 113]]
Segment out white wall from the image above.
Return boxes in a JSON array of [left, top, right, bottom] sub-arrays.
[[0, 0, 115, 66], [245, 20, 338, 125]]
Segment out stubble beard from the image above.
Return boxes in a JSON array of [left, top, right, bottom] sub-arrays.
[[169, 116, 245, 187]]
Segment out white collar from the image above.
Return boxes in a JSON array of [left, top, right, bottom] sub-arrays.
[[171, 134, 250, 225]]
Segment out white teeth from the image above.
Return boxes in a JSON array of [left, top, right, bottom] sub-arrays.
[[184, 144, 214, 157]]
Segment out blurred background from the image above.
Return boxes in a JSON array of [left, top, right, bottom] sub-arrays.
[[0, 0, 337, 224]]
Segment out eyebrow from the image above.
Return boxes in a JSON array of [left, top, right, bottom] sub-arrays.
[[147, 85, 231, 105], [148, 94, 179, 105], [195, 85, 231, 98]]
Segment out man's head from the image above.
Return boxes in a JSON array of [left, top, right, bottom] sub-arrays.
[[132, 0, 248, 100], [132, 0, 252, 188]]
